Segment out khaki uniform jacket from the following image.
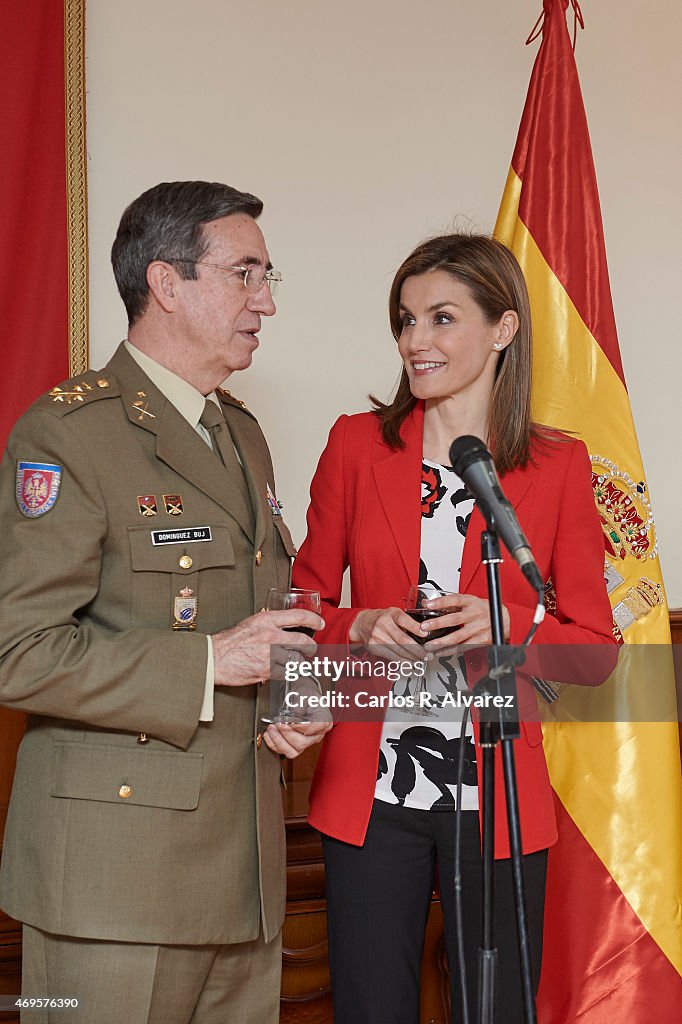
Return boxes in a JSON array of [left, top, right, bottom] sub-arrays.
[[0, 344, 296, 945]]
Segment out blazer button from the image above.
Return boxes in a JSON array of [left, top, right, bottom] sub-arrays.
[[255, 549, 263, 566], [137, 733, 149, 745], [179, 554, 193, 569], [118, 784, 133, 799], [256, 733, 263, 749]]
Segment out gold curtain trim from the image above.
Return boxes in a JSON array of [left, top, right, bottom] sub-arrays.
[[64, 0, 89, 376]]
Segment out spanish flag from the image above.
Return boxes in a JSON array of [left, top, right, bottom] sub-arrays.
[[494, 1, 682, 1019]]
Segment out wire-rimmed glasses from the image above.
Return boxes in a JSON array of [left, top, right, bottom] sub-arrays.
[[172, 259, 282, 296]]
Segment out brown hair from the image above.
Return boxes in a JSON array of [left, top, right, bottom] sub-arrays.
[[371, 233, 549, 473]]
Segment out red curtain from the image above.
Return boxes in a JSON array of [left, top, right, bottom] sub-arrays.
[[0, 1, 86, 453]]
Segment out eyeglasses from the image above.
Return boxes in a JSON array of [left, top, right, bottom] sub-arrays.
[[173, 259, 282, 296]]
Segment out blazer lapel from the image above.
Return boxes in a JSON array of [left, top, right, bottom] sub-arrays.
[[366, 395, 536, 596], [372, 405, 424, 584]]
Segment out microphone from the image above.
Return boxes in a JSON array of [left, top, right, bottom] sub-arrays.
[[449, 436, 544, 594]]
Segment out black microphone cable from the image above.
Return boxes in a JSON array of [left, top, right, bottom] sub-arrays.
[[454, 699, 472, 1024]]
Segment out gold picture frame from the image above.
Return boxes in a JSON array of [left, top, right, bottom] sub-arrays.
[[64, 0, 88, 376]]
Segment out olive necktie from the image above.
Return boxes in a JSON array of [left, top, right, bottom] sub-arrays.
[[199, 399, 253, 515]]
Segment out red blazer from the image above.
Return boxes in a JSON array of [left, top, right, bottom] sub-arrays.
[[293, 403, 616, 857]]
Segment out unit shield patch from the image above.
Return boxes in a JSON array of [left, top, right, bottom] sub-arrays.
[[137, 495, 158, 517], [163, 494, 184, 516], [16, 461, 62, 518]]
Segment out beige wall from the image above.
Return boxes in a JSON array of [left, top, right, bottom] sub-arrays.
[[86, 0, 682, 603]]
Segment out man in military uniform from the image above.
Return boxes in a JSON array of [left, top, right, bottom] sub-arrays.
[[0, 181, 329, 1023]]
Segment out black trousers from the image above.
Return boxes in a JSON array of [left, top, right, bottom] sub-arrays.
[[322, 800, 547, 1024]]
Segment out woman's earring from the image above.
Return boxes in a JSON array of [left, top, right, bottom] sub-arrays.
[[493, 342, 503, 350]]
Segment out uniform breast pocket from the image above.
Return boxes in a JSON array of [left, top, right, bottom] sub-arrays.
[[51, 741, 204, 810], [127, 523, 236, 631]]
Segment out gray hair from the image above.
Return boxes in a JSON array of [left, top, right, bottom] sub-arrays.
[[111, 180, 263, 326]]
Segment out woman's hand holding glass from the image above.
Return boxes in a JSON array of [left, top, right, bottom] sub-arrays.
[[419, 593, 511, 651], [348, 606, 427, 662]]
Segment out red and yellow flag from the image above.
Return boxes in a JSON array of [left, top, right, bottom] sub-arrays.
[[494, 1, 682, 1019]]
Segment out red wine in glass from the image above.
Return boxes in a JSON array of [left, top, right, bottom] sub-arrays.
[[405, 585, 457, 644], [405, 608, 453, 643]]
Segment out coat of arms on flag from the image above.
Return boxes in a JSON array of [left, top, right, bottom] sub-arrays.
[[15, 461, 62, 518]]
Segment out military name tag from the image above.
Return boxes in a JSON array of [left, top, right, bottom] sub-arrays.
[[151, 527, 212, 545]]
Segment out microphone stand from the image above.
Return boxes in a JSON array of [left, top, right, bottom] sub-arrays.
[[476, 522, 537, 1024]]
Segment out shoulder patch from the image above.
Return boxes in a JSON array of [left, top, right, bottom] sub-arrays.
[[16, 461, 62, 517]]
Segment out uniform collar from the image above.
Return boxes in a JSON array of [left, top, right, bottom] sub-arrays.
[[124, 341, 220, 429]]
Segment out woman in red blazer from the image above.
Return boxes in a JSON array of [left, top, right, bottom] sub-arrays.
[[292, 235, 615, 1024]]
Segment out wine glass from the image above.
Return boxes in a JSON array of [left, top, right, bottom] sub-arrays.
[[261, 588, 321, 725], [400, 585, 458, 717], [405, 585, 457, 643]]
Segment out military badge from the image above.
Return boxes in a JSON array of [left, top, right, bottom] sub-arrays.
[[172, 587, 197, 631], [16, 461, 62, 518], [266, 483, 282, 516], [137, 495, 158, 517], [163, 494, 184, 516], [132, 398, 156, 421]]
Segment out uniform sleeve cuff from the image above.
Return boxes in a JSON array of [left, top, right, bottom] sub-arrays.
[[199, 636, 215, 721]]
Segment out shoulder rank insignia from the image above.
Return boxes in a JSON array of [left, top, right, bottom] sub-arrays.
[[217, 386, 248, 409], [42, 372, 118, 417], [49, 383, 92, 404], [16, 461, 62, 517]]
